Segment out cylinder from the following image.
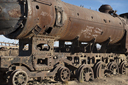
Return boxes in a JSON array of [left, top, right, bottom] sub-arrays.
[[49, 0, 125, 44], [0, 0, 125, 44]]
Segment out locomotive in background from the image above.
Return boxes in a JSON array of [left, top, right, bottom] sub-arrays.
[[0, 0, 128, 85]]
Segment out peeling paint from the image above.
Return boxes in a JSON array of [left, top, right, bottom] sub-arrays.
[[41, 11, 52, 19], [94, 28, 102, 34], [81, 26, 103, 39], [81, 26, 94, 38], [8, 9, 21, 18]]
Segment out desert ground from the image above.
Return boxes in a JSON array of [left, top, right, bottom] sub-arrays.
[[68, 75, 128, 85], [27, 74, 128, 85]]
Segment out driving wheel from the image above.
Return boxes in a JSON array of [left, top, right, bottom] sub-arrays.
[[94, 61, 107, 78], [9, 70, 28, 85], [77, 64, 94, 82], [58, 67, 70, 82], [120, 61, 128, 75], [108, 62, 119, 75]]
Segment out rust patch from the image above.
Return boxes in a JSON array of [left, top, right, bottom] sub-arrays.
[[8, 9, 21, 18]]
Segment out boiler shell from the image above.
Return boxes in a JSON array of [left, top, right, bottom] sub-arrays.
[[49, 1, 125, 44]]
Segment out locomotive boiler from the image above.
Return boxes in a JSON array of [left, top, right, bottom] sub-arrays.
[[0, 0, 128, 85]]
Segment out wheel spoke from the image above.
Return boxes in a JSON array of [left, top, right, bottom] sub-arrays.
[[59, 67, 70, 82], [120, 61, 128, 74], [108, 62, 119, 75], [10, 70, 28, 85], [95, 62, 107, 78], [89, 72, 93, 75], [77, 65, 94, 82]]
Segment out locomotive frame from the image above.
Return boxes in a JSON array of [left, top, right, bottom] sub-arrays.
[[0, 35, 127, 84]]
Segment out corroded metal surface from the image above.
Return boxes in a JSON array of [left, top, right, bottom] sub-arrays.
[[0, 0, 22, 35], [0, 0, 126, 45], [8, 8, 21, 18], [0, 0, 128, 85]]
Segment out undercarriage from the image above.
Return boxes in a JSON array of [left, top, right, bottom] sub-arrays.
[[0, 36, 128, 85]]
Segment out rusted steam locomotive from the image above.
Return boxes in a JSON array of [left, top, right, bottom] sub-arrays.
[[0, 0, 128, 85]]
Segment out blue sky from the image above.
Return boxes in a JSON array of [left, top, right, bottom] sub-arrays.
[[62, 0, 128, 14], [0, 0, 128, 43]]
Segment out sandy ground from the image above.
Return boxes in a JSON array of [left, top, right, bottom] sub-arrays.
[[1, 74, 127, 85], [67, 75, 128, 85], [28, 74, 128, 85]]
